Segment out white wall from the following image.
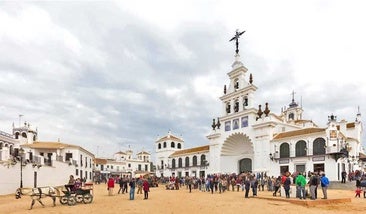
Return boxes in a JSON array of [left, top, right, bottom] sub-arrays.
[[0, 161, 74, 195]]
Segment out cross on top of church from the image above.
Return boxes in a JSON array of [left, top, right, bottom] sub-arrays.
[[291, 90, 296, 102], [229, 29, 245, 54]]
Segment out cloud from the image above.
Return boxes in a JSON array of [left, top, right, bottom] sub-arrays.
[[0, 1, 365, 159]]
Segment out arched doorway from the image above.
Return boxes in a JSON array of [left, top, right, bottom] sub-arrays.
[[239, 158, 252, 173], [220, 133, 253, 174]]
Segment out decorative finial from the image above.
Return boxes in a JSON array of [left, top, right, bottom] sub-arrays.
[[257, 104, 263, 118], [224, 85, 227, 94], [249, 73, 253, 84], [212, 118, 216, 130], [264, 103, 270, 116], [216, 118, 221, 129]]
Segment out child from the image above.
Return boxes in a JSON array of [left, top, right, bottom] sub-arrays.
[[355, 187, 362, 197]]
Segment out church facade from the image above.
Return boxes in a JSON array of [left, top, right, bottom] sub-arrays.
[[155, 51, 365, 181]]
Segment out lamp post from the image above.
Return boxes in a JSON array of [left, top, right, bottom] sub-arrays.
[[19, 148, 24, 188]]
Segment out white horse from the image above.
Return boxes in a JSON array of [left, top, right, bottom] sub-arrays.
[[15, 186, 60, 210]]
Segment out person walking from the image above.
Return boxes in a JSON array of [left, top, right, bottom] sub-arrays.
[[188, 177, 193, 193], [320, 173, 329, 199], [296, 173, 307, 200], [355, 187, 362, 197], [136, 178, 143, 194], [143, 179, 150, 200], [122, 177, 128, 194], [244, 177, 250, 198], [273, 176, 281, 197], [129, 178, 136, 200], [118, 177, 123, 194], [309, 172, 318, 200], [283, 175, 291, 198], [107, 177, 115, 196], [341, 171, 347, 183]]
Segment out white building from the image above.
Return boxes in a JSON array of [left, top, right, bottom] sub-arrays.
[[155, 131, 210, 178], [93, 149, 151, 180], [0, 122, 94, 195], [155, 52, 365, 181]]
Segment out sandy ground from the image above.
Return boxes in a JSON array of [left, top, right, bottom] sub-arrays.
[[1, 183, 366, 214]]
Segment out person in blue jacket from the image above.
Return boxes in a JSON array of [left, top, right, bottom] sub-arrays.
[[320, 173, 330, 199]]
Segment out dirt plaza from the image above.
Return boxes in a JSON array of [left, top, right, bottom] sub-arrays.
[[1, 183, 366, 214]]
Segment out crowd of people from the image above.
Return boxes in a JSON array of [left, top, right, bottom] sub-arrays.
[[106, 175, 151, 200], [160, 171, 332, 200], [73, 169, 366, 201]]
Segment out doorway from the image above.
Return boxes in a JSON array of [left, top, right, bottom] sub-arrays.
[[313, 163, 324, 173], [280, 165, 289, 175], [239, 158, 252, 173]]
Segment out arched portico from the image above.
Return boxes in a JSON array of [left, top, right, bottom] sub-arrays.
[[220, 133, 254, 173]]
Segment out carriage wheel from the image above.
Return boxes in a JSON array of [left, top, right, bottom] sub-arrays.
[[83, 193, 93, 204], [60, 196, 68, 205], [67, 196, 76, 206], [75, 194, 84, 203]]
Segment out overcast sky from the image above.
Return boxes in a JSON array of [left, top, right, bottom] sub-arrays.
[[1, 1, 365, 159]]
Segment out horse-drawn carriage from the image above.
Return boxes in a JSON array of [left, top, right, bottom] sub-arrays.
[[15, 183, 94, 209], [59, 183, 93, 205]]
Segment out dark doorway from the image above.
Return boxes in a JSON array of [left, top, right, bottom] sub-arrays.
[[280, 165, 289, 174], [239, 158, 252, 173], [314, 163, 324, 173]]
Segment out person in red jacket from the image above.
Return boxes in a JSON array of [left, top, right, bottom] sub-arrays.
[[107, 177, 115, 196], [143, 179, 150, 200]]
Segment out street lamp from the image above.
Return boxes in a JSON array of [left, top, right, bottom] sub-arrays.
[[19, 148, 24, 188]]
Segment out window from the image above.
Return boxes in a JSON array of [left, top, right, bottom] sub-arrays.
[[185, 157, 189, 167], [234, 79, 239, 89], [177, 143, 181, 149], [200, 155, 206, 165], [138, 164, 141, 171], [192, 156, 197, 166], [128, 163, 131, 168], [76, 169, 79, 176], [145, 165, 148, 171], [226, 103, 231, 114], [163, 142, 167, 148], [280, 143, 290, 158], [295, 140, 307, 157], [65, 153, 73, 161], [22, 132, 27, 138], [172, 159, 176, 168], [288, 113, 294, 120], [234, 100, 239, 112], [80, 154, 83, 167], [243, 96, 248, 107], [178, 158, 183, 168], [158, 143, 161, 149], [313, 138, 326, 155], [15, 132, 19, 139], [171, 142, 175, 148]]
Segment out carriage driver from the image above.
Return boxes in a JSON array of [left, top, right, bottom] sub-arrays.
[[65, 175, 75, 192]]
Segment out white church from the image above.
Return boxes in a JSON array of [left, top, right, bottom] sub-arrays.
[[155, 40, 365, 181]]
